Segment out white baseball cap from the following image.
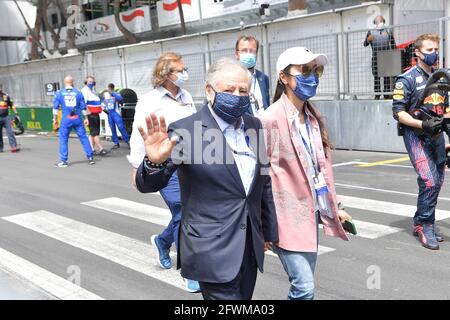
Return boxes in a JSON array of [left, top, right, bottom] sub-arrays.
[[276, 47, 328, 74]]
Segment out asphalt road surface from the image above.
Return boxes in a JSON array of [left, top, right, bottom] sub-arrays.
[[1, 134, 450, 300]]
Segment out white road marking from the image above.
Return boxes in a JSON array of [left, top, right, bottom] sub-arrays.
[[3, 211, 186, 291], [338, 195, 450, 221], [335, 183, 450, 201], [319, 219, 402, 239], [0, 247, 103, 300], [82, 197, 335, 256]]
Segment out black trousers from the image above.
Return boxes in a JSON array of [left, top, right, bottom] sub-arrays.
[[199, 218, 258, 300]]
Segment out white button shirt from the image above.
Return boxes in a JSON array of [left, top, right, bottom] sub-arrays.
[[127, 86, 196, 168], [208, 104, 256, 195]]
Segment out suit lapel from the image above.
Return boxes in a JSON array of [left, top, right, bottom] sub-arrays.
[[243, 115, 260, 196], [201, 106, 246, 195]]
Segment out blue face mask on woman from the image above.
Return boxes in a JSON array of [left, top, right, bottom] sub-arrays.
[[291, 73, 319, 101], [421, 51, 439, 67], [210, 87, 250, 124]]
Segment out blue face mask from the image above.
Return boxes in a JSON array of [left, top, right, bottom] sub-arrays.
[[211, 88, 250, 124], [291, 73, 319, 101], [421, 51, 439, 67], [239, 53, 257, 69], [87, 82, 96, 89]]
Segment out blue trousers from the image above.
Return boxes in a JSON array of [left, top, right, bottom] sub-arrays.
[[59, 117, 93, 162], [403, 128, 446, 225], [158, 171, 182, 250], [0, 115, 17, 151], [108, 111, 129, 145]]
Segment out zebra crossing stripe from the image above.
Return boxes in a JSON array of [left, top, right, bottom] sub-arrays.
[[3, 211, 185, 291], [0, 247, 103, 300], [82, 197, 335, 255], [338, 195, 450, 221]]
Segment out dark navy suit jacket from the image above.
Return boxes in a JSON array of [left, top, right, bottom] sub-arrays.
[[255, 69, 270, 110], [135, 105, 278, 283]]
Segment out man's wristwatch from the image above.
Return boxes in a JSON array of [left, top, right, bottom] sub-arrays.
[[143, 156, 168, 171]]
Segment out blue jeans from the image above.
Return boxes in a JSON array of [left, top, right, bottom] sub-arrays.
[[274, 212, 319, 300], [158, 171, 182, 251], [403, 128, 446, 225], [274, 247, 318, 300], [0, 115, 17, 150], [108, 111, 129, 145]]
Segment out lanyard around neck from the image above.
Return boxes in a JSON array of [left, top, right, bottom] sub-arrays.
[[298, 110, 320, 175]]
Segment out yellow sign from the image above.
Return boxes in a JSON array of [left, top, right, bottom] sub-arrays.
[[30, 108, 36, 121], [27, 121, 42, 130]]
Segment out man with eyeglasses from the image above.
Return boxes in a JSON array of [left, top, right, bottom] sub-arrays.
[[393, 33, 448, 250], [235, 35, 270, 116], [128, 52, 200, 293]]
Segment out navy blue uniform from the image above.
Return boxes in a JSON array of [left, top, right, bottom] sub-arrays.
[[102, 92, 129, 145], [392, 65, 448, 226]]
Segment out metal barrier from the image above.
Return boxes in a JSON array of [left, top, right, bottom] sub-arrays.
[[346, 19, 441, 99], [1, 17, 449, 107]]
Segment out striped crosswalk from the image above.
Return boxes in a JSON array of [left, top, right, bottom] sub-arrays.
[[1, 192, 449, 299]]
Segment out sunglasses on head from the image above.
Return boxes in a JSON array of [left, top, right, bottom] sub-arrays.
[[285, 64, 324, 78]]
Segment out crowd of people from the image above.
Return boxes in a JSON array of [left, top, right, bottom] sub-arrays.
[[1, 31, 449, 301]]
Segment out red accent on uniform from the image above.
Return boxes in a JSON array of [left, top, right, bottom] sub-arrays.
[[87, 106, 103, 114]]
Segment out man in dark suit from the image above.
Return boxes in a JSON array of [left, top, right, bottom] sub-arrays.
[[235, 35, 271, 115], [134, 57, 278, 300]]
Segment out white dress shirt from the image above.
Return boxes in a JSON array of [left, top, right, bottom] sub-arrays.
[[127, 86, 196, 168], [250, 71, 264, 116], [208, 104, 256, 195]]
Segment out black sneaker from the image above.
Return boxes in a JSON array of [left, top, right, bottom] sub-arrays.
[[88, 158, 95, 165], [99, 149, 109, 156], [111, 144, 120, 150]]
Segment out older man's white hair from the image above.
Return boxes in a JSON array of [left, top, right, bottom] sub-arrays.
[[205, 57, 251, 88]]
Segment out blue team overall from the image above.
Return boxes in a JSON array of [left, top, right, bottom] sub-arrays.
[[393, 65, 447, 234], [103, 92, 130, 145], [53, 88, 94, 162]]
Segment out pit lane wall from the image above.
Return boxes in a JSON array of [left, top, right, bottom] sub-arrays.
[[15, 100, 408, 153]]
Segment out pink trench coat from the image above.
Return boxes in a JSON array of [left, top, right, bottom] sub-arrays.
[[260, 93, 349, 252]]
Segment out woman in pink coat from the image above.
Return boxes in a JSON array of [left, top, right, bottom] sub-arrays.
[[260, 47, 352, 300]]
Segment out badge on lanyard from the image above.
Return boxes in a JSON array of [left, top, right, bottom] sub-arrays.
[[313, 172, 328, 193]]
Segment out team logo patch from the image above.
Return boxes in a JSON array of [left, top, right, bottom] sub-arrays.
[[393, 89, 404, 95], [416, 76, 424, 84], [424, 93, 445, 106], [395, 82, 404, 90]]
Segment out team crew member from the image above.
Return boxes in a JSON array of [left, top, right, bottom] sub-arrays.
[[53, 75, 95, 167], [81, 76, 107, 156], [102, 83, 130, 149], [0, 86, 20, 153], [392, 33, 448, 250], [128, 52, 199, 293]]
